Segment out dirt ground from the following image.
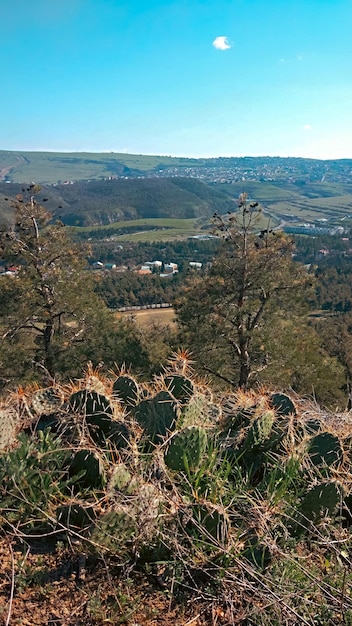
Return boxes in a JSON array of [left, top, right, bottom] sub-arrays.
[[0, 537, 229, 626]]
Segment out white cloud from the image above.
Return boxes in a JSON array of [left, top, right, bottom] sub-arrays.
[[212, 36, 231, 51], [303, 124, 312, 131]]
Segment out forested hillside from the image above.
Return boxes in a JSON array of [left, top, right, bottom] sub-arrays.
[[0, 178, 234, 226]]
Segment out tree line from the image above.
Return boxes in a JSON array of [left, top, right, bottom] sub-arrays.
[[0, 190, 351, 407]]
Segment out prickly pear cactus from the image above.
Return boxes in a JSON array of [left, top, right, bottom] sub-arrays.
[[243, 533, 272, 569], [112, 375, 139, 408], [164, 426, 207, 472], [56, 501, 97, 529], [108, 463, 139, 495], [270, 393, 296, 416], [0, 406, 16, 451], [134, 391, 178, 443], [68, 390, 122, 445], [299, 482, 342, 522], [308, 432, 343, 468], [91, 508, 135, 554], [164, 374, 194, 405], [31, 387, 62, 416], [69, 390, 113, 419], [70, 449, 106, 490], [244, 410, 275, 448]]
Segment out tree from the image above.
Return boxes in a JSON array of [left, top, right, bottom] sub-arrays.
[[0, 190, 136, 384], [174, 194, 316, 389]]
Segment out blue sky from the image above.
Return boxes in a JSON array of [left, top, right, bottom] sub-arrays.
[[1, 0, 352, 159]]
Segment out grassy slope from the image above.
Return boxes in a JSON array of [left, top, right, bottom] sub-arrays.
[[219, 181, 352, 223], [0, 150, 203, 183]]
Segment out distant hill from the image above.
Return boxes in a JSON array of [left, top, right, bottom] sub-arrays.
[[0, 178, 234, 226], [2, 150, 352, 228], [1, 149, 352, 186], [0, 150, 205, 184]]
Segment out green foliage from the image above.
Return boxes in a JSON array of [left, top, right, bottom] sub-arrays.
[[1, 371, 352, 624], [175, 196, 314, 390], [0, 192, 123, 384], [0, 431, 72, 530], [187, 502, 230, 547]]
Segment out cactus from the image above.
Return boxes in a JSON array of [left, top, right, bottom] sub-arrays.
[[270, 393, 296, 416], [31, 387, 62, 416], [69, 449, 106, 490], [164, 426, 207, 472], [244, 410, 275, 448], [91, 508, 135, 554], [69, 390, 113, 419], [112, 375, 139, 408], [308, 432, 343, 468], [164, 374, 194, 405], [0, 406, 16, 451], [299, 482, 342, 523], [134, 391, 178, 443], [180, 392, 221, 430], [303, 418, 322, 435], [68, 390, 129, 447], [109, 463, 139, 495], [56, 501, 97, 529]]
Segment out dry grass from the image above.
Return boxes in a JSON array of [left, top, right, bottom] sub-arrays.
[[117, 307, 177, 329]]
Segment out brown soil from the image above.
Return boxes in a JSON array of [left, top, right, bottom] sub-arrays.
[[0, 537, 228, 626]]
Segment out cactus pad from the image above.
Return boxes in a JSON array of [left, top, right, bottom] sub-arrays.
[[70, 449, 106, 490], [244, 410, 275, 448], [308, 432, 343, 468], [31, 387, 62, 416], [164, 426, 207, 472], [270, 393, 296, 416], [134, 391, 178, 443], [0, 407, 16, 451], [300, 482, 342, 522], [112, 375, 139, 408], [164, 374, 194, 405]]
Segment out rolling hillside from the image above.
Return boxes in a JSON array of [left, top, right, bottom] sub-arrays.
[[0, 150, 203, 184]]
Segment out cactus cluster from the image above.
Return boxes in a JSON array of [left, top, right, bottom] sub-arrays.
[[1, 364, 352, 597]]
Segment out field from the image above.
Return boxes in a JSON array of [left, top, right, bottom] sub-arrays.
[[219, 181, 352, 223], [74, 217, 205, 241], [117, 307, 176, 328], [0, 150, 202, 183]]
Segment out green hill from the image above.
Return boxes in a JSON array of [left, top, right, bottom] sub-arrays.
[[0, 150, 204, 184]]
